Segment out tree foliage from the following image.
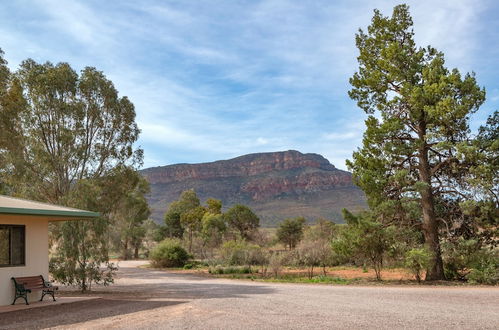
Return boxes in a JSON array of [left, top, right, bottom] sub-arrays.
[[405, 247, 432, 283], [201, 212, 226, 255], [224, 204, 260, 240], [181, 205, 206, 252], [333, 210, 396, 280], [347, 4, 486, 280], [109, 171, 150, 259], [150, 238, 191, 268], [276, 217, 306, 249], [163, 211, 184, 239], [0, 51, 143, 291], [3, 59, 142, 200]]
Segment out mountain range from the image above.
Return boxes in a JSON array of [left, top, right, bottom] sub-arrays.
[[140, 150, 367, 227]]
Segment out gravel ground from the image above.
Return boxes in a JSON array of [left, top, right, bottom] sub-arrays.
[[0, 260, 497, 329]]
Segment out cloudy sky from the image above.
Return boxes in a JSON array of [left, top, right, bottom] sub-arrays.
[[1, 0, 497, 169]]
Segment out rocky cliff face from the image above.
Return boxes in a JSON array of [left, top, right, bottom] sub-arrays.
[[142, 151, 337, 183], [141, 150, 366, 226]]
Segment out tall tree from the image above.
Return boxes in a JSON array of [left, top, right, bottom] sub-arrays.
[[162, 189, 201, 241], [0, 49, 26, 194], [347, 5, 485, 279], [109, 171, 151, 260], [0, 55, 143, 290], [5, 59, 142, 201], [163, 211, 184, 239]]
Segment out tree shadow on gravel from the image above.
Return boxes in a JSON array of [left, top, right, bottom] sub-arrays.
[[63, 281, 275, 300], [1, 281, 275, 329], [0, 298, 186, 329]]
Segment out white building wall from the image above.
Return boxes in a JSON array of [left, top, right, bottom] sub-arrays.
[[0, 215, 49, 305]]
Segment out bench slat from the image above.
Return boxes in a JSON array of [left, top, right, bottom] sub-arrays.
[[12, 275, 57, 290]]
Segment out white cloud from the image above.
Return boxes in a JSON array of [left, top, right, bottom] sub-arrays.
[[0, 0, 495, 170]]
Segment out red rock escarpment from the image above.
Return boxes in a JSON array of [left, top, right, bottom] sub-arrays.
[[141, 150, 365, 225], [142, 150, 337, 184]]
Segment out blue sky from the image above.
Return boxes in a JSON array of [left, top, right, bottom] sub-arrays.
[[1, 0, 498, 170]]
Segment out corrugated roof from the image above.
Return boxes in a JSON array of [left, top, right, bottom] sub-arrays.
[[0, 195, 99, 218]]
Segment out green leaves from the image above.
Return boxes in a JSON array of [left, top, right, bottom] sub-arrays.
[[276, 217, 306, 249], [1, 57, 142, 201], [224, 204, 260, 240], [0, 49, 145, 290], [333, 211, 396, 280]]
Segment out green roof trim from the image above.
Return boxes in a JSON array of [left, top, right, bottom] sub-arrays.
[[0, 206, 99, 218]]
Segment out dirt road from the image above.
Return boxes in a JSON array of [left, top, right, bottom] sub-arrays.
[[1, 261, 497, 329]]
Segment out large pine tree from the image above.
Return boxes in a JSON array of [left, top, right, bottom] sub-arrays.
[[347, 5, 485, 280]]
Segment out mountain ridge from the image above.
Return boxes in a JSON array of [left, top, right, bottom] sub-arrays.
[[141, 150, 366, 226]]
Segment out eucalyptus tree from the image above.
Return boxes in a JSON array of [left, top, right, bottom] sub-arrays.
[[109, 172, 151, 259], [347, 5, 485, 279], [0, 54, 143, 290], [7, 59, 142, 201], [0, 49, 25, 194]]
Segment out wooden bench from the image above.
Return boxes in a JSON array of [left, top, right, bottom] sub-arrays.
[[11, 275, 58, 305]]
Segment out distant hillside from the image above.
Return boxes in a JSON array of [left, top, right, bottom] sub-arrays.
[[141, 150, 366, 227]]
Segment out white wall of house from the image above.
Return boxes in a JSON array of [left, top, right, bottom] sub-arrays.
[[0, 215, 49, 306]]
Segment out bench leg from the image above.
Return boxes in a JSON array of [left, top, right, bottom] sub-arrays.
[[41, 290, 56, 302], [12, 294, 28, 305]]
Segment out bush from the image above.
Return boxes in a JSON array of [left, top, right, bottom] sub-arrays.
[[405, 248, 432, 283], [150, 239, 191, 268], [332, 210, 396, 280], [466, 249, 499, 285], [220, 240, 260, 265], [208, 265, 252, 274], [268, 253, 284, 278], [442, 238, 498, 284]]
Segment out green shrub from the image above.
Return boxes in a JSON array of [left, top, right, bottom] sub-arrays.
[[442, 238, 480, 280], [442, 238, 498, 284], [405, 248, 432, 283], [466, 250, 499, 285], [150, 238, 191, 268], [208, 265, 252, 274], [221, 240, 261, 265]]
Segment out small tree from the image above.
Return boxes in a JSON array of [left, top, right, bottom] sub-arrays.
[[268, 252, 285, 278], [181, 206, 206, 253], [201, 212, 226, 257], [295, 240, 322, 279], [109, 173, 150, 260], [220, 240, 260, 266], [304, 218, 336, 241], [332, 210, 396, 280], [163, 211, 184, 239], [225, 204, 260, 240], [206, 198, 222, 214], [276, 217, 306, 250], [49, 216, 118, 292], [405, 248, 432, 283]]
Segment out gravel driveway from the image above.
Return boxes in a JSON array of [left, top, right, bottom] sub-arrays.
[[0, 260, 497, 329]]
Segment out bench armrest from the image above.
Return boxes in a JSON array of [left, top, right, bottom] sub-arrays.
[[11, 280, 27, 292]]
